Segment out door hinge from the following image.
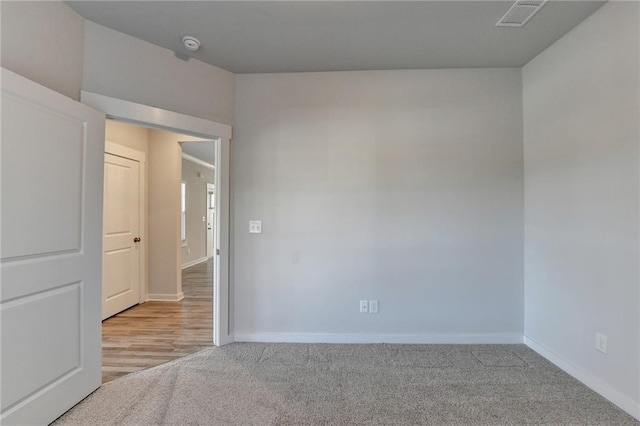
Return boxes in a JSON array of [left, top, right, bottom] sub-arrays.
[[216, 249, 220, 255]]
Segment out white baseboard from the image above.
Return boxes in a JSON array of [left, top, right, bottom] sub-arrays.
[[181, 257, 208, 270], [524, 336, 640, 421], [234, 332, 523, 344], [147, 292, 184, 302]]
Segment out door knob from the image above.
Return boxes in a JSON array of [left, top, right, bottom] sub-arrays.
[[133, 237, 141, 243]]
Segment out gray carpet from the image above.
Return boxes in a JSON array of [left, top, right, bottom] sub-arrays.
[[55, 343, 638, 425]]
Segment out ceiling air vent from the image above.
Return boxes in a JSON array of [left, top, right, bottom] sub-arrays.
[[496, 0, 548, 27]]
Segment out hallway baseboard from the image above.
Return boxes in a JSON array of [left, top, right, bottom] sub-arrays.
[[147, 292, 185, 302], [182, 257, 208, 270]]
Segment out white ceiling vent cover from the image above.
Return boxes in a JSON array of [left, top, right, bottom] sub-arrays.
[[496, 0, 548, 27]]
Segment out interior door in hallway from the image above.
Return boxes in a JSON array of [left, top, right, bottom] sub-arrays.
[[103, 153, 141, 319]]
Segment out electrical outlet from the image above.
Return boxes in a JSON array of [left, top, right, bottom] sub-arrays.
[[596, 333, 608, 354], [249, 220, 262, 234], [369, 300, 379, 314], [187, 248, 191, 255], [359, 300, 368, 313]]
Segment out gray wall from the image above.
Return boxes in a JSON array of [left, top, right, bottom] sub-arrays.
[[82, 21, 235, 125], [0, 2, 235, 124], [233, 69, 524, 339], [1, 1, 85, 100], [523, 1, 640, 409], [181, 157, 215, 266]]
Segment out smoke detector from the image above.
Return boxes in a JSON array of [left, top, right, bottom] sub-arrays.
[[182, 36, 201, 51], [496, 0, 547, 27]]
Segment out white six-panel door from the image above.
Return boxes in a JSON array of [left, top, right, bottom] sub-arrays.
[[0, 69, 104, 424], [103, 153, 141, 319]]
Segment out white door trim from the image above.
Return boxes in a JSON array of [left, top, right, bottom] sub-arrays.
[[207, 182, 215, 259], [81, 92, 231, 140], [81, 91, 233, 346], [104, 141, 147, 303]]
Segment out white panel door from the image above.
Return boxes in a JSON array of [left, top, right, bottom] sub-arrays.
[[0, 69, 104, 424], [103, 153, 141, 319]]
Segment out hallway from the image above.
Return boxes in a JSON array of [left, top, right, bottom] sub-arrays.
[[101, 259, 214, 383]]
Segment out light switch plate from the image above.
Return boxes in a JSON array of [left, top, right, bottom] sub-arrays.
[[596, 332, 608, 354], [369, 300, 378, 314], [249, 220, 262, 234]]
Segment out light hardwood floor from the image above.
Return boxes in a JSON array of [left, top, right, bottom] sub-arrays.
[[102, 259, 213, 383]]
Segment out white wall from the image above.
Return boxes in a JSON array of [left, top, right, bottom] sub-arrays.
[[233, 69, 524, 341], [82, 21, 235, 125], [181, 157, 215, 267], [1, 1, 85, 100], [523, 1, 640, 417]]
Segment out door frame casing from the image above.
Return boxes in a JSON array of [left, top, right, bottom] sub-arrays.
[[206, 182, 215, 259], [104, 141, 147, 305], [81, 91, 233, 346]]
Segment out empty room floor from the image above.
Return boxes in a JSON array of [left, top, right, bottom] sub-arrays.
[[101, 259, 214, 382], [57, 343, 637, 425]]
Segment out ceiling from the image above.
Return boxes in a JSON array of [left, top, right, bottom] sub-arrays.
[[182, 141, 215, 166], [67, 1, 605, 74]]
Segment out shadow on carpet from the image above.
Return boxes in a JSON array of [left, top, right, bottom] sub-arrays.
[[54, 343, 638, 425]]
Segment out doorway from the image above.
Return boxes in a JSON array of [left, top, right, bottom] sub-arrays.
[[100, 120, 219, 382], [82, 91, 232, 348], [180, 142, 216, 269]]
